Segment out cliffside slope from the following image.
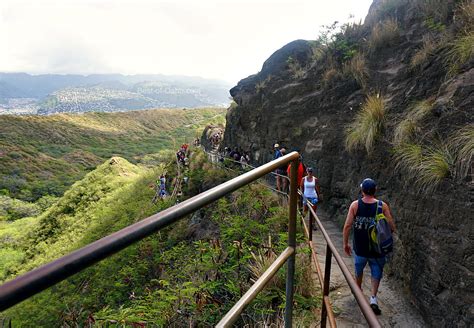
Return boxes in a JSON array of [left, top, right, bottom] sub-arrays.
[[224, 0, 473, 325]]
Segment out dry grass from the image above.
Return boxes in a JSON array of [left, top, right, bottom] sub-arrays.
[[345, 94, 386, 153], [287, 56, 306, 79], [343, 53, 369, 87], [410, 37, 438, 69], [394, 143, 453, 191], [450, 124, 474, 179], [322, 66, 342, 85], [417, 0, 450, 23], [368, 18, 400, 52], [255, 76, 272, 94], [393, 100, 433, 144], [454, 1, 474, 29]]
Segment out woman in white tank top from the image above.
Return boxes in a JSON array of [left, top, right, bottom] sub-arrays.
[[300, 167, 320, 217]]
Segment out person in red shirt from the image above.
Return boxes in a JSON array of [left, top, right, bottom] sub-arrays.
[[286, 157, 306, 186]]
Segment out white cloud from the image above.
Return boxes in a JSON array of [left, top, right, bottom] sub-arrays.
[[1, 0, 373, 84]]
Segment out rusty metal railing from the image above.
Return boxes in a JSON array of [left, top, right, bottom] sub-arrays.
[[203, 147, 382, 327], [0, 151, 300, 327]]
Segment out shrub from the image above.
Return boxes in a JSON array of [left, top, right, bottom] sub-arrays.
[[450, 124, 474, 179], [410, 37, 437, 69], [343, 53, 369, 87], [345, 94, 386, 153], [394, 143, 453, 191], [393, 100, 433, 144], [368, 18, 400, 52]]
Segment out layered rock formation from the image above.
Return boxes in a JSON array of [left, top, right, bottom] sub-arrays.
[[224, 0, 473, 325]]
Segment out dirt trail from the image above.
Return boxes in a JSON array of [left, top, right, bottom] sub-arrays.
[[311, 211, 427, 327]]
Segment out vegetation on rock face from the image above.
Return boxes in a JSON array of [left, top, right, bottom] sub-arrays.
[[393, 100, 433, 145], [345, 95, 386, 153], [410, 36, 438, 69], [0, 108, 225, 201], [393, 143, 453, 191], [451, 124, 474, 179], [343, 53, 369, 88], [368, 18, 400, 53]]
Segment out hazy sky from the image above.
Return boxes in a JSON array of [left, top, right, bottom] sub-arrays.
[[1, 0, 373, 84]]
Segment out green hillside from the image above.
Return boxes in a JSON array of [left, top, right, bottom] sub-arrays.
[[1, 150, 317, 326], [0, 108, 225, 201]]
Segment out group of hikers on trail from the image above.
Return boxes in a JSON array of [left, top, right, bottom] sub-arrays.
[[176, 143, 190, 166], [271, 142, 396, 315], [222, 147, 251, 170]]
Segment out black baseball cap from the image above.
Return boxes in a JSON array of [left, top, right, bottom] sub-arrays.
[[360, 178, 376, 195]]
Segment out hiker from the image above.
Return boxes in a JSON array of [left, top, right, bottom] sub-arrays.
[[240, 152, 250, 170], [287, 154, 306, 206], [287, 155, 306, 186], [301, 167, 320, 219], [342, 178, 396, 315], [273, 143, 283, 190], [276, 148, 288, 192]]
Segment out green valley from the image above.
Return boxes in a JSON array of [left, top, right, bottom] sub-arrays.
[[0, 108, 225, 202]]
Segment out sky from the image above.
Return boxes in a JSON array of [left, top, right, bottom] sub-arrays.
[[1, 0, 374, 84]]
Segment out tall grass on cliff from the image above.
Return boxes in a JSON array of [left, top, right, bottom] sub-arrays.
[[368, 18, 400, 53], [444, 1, 474, 75], [410, 37, 438, 69], [286, 56, 306, 79], [450, 124, 474, 179], [393, 100, 433, 145], [417, 0, 451, 24], [445, 31, 474, 75], [343, 53, 369, 88], [345, 94, 386, 153], [394, 143, 453, 191]]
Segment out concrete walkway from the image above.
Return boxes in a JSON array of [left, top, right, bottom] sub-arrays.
[[311, 212, 427, 327]]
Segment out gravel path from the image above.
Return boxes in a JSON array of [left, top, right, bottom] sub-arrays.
[[311, 211, 427, 327]]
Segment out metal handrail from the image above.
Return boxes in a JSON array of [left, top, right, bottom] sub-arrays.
[[205, 148, 382, 327], [216, 247, 295, 327], [0, 152, 300, 316]]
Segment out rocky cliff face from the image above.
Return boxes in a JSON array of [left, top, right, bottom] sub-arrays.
[[224, 0, 473, 325]]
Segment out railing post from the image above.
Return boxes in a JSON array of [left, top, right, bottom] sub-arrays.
[[285, 157, 299, 327], [321, 244, 332, 327], [308, 211, 313, 241]]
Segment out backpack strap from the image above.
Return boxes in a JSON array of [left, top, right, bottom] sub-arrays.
[[376, 200, 383, 216]]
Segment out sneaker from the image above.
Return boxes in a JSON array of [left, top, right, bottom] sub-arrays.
[[370, 296, 381, 315], [370, 303, 381, 315]]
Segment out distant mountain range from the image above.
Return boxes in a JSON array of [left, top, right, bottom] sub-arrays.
[[0, 73, 232, 114]]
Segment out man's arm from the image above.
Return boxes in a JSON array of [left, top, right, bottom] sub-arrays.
[[382, 202, 396, 232], [343, 201, 357, 256]]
